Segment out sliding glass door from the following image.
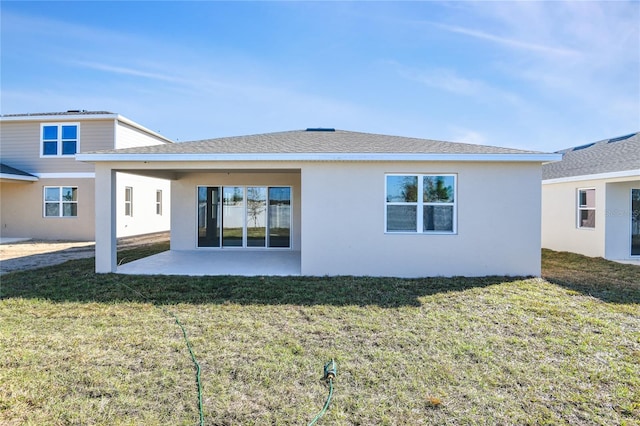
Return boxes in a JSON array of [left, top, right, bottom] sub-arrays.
[[197, 185, 291, 248], [268, 187, 291, 248], [222, 187, 244, 247], [198, 187, 220, 247], [247, 187, 267, 247]]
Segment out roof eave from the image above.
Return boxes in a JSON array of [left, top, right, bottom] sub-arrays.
[[542, 168, 640, 184], [0, 113, 174, 144], [0, 173, 39, 182], [76, 152, 562, 163], [0, 113, 119, 122]]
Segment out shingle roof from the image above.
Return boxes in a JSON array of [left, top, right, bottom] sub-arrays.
[[85, 129, 540, 156], [542, 132, 640, 180], [0, 163, 37, 178], [1, 110, 114, 117]]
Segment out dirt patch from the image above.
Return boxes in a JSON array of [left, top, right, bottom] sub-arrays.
[[0, 232, 169, 275]]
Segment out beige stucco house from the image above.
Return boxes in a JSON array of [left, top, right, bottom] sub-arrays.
[[542, 132, 639, 262], [0, 111, 172, 241], [78, 128, 560, 277]]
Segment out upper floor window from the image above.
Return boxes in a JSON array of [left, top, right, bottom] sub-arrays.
[[41, 123, 79, 157], [577, 188, 595, 228], [385, 174, 457, 234]]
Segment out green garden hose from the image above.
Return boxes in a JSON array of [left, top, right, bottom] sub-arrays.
[[307, 359, 337, 426], [118, 282, 204, 426]]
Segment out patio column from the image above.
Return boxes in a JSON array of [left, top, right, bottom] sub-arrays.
[[95, 164, 117, 273]]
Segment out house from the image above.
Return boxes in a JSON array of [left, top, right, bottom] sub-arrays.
[[77, 128, 560, 277], [0, 111, 172, 241], [542, 132, 640, 262]]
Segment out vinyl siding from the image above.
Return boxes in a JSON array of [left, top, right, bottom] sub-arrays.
[[0, 119, 115, 174], [115, 121, 171, 149]]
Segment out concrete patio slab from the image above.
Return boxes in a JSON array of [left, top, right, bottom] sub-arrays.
[[117, 249, 302, 276]]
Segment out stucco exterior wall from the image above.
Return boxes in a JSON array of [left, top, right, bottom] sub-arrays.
[[170, 170, 301, 250], [0, 173, 170, 240], [0, 178, 96, 240], [542, 177, 640, 260], [541, 179, 606, 257], [116, 173, 172, 237], [301, 161, 542, 277], [605, 180, 640, 260]]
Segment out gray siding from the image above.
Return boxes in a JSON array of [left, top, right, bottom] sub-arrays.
[[0, 119, 115, 174]]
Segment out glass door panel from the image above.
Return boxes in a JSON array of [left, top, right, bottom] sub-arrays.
[[268, 187, 291, 248], [247, 187, 267, 247], [222, 186, 244, 247], [632, 189, 640, 256], [197, 186, 220, 247]]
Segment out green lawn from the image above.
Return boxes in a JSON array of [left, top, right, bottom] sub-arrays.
[[1, 248, 639, 425]]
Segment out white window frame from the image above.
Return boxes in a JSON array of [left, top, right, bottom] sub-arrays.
[[43, 186, 78, 218], [156, 190, 163, 215], [40, 123, 80, 157], [385, 173, 457, 234], [577, 188, 596, 229], [125, 187, 133, 217]]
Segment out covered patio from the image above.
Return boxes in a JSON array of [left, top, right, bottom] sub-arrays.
[[117, 249, 301, 276]]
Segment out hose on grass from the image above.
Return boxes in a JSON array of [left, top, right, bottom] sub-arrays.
[[173, 314, 204, 426], [118, 282, 204, 426], [307, 359, 337, 426], [307, 378, 334, 426]]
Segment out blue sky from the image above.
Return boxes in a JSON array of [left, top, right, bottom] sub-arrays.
[[1, 1, 638, 151]]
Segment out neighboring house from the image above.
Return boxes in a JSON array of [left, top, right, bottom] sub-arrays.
[[0, 110, 172, 241], [78, 128, 559, 277], [542, 132, 640, 261]]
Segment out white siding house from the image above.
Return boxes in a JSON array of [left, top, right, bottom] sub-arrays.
[[0, 111, 172, 241], [78, 129, 560, 277], [542, 132, 640, 261]]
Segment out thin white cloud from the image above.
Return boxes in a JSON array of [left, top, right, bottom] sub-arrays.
[[392, 62, 523, 107], [436, 23, 580, 57], [449, 128, 488, 146], [72, 61, 184, 84]]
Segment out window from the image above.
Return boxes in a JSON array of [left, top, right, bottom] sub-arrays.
[[386, 174, 456, 233], [156, 190, 163, 215], [125, 187, 133, 216], [577, 188, 595, 228], [44, 187, 77, 217], [41, 123, 79, 156]]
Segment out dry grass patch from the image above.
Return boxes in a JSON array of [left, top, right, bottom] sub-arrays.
[[1, 247, 639, 425]]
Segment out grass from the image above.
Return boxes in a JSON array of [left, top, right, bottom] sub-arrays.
[[1, 248, 639, 425]]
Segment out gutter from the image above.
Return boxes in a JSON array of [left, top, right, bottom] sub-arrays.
[[542, 169, 640, 184], [76, 152, 563, 163], [0, 173, 39, 182]]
